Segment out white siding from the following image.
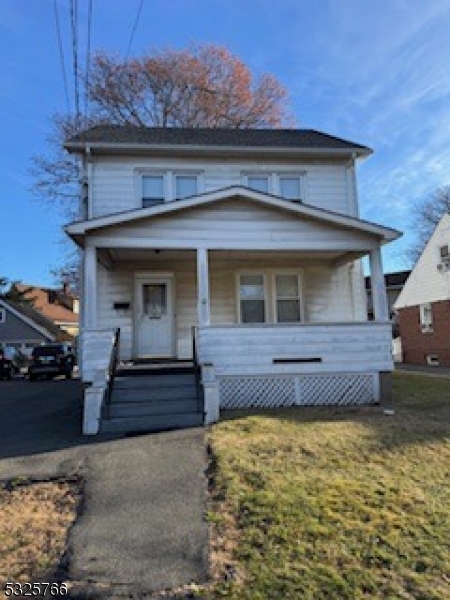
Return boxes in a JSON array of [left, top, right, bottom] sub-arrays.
[[395, 214, 450, 309], [95, 255, 360, 361], [91, 198, 377, 251], [90, 156, 352, 218]]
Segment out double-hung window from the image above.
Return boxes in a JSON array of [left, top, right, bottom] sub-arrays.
[[246, 175, 270, 194], [142, 175, 165, 207], [239, 274, 266, 323], [279, 176, 303, 201], [419, 303, 433, 332], [275, 274, 302, 322], [175, 175, 198, 199]]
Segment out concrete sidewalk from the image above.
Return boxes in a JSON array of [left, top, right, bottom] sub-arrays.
[[395, 363, 450, 378], [68, 428, 209, 597]]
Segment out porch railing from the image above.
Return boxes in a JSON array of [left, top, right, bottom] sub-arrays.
[[192, 325, 204, 413], [105, 327, 121, 418]]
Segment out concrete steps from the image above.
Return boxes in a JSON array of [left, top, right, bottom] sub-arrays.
[[100, 366, 203, 434]]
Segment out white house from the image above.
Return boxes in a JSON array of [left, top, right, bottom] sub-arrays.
[[394, 213, 450, 366], [64, 126, 400, 434]]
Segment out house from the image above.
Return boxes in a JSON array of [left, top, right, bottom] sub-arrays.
[[15, 283, 79, 338], [64, 126, 401, 434], [394, 213, 450, 366], [365, 270, 411, 336], [0, 298, 73, 353]]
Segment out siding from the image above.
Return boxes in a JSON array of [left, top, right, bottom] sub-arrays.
[[0, 307, 52, 345], [90, 156, 352, 218], [395, 214, 450, 309], [91, 198, 377, 251], [96, 256, 360, 360]]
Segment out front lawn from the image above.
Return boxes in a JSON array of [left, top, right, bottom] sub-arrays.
[[207, 373, 450, 599]]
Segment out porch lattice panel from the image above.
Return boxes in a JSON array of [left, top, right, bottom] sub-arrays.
[[219, 373, 376, 409]]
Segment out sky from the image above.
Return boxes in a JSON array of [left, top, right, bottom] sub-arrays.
[[1, 0, 450, 287]]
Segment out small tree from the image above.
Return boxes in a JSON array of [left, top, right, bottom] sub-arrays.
[[0, 278, 36, 306], [408, 186, 450, 264]]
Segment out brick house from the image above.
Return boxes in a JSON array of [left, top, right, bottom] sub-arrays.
[[394, 213, 450, 366]]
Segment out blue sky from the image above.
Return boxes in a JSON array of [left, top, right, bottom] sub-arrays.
[[1, 0, 450, 287]]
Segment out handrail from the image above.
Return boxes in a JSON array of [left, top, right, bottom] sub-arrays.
[[192, 325, 203, 413], [105, 328, 120, 418]]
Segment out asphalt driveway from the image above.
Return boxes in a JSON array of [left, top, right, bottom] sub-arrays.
[[0, 378, 209, 596]]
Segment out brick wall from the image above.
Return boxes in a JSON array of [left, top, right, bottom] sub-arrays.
[[398, 299, 450, 366]]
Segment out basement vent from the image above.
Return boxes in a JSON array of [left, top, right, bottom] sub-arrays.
[[426, 354, 440, 366]]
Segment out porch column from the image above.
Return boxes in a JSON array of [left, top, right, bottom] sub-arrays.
[[197, 247, 210, 326], [369, 247, 389, 322], [84, 244, 98, 328]]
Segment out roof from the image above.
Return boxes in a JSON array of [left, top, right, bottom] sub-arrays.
[[0, 299, 72, 342], [15, 285, 79, 325], [65, 125, 372, 157], [66, 185, 401, 245], [365, 270, 411, 290]]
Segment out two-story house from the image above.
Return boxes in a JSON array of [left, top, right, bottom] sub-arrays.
[[65, 126, 400, 434], [395, 213, 450, 366]]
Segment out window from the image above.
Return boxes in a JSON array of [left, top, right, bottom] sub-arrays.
[[279, 176, 302, 201], [0, 308, 5, 324], [275, 274, 302, 322], [142, 175, 164, 207], [175, 175, 198, 199], [247, 175, 270, 193], [239, 274, 266, 323], [419, 303, 433, 332], [426, 354, 439, 366], [439, 245, 449, 259]]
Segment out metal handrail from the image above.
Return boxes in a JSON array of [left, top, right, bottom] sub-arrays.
[[105, 328, 120, 418], [192, 325, 203, 413]]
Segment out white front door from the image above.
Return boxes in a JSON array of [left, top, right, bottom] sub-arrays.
[[135, 276, 175, 358]]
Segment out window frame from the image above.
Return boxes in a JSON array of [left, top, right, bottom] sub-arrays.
[[244, 173, 272, 194], [242, 171, 307, 201], [137, 169, 203, 206], [277, 173, 306, 202], [419, 302, 433, 332], [273, 272, 304, 323], [236, 272, 268, 324]]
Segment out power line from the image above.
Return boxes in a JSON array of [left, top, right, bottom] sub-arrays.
[[83, 0, 93, 124], [124, 0, 145, 61], [70, 0, 80, 118], [53, 0, 71, 113]]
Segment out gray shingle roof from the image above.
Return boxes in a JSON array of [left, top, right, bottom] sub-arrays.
[[66, 125, 371, 154]]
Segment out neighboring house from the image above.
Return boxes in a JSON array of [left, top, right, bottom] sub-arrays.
[[0, 298, 72, 352], [64, 126, 400, 433], [15, 284, 79, 338], [394, 214, 450, 366], [365, 270, 411, 336]]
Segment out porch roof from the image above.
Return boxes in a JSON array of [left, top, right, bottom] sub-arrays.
[[66, 186, 401, 248]]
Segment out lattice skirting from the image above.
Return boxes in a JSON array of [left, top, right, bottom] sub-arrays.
[[219, 373, 378, 409]]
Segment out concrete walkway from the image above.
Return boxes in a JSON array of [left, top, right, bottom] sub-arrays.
[[395, 363, 450, 378], [69, 429, 209, 597], [0, 380, 209, 597]]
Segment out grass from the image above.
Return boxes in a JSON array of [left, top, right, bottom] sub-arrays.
[[206, 373, 450, 599], [0, 478, 81, 598]]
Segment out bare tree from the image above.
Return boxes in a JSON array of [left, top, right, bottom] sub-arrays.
[[408, 186, 450, 264], [30, 44, 293, 285]]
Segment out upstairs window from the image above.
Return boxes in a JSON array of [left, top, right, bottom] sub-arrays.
[[247, 175, 270, 193], [419, 303, 433, 332], [142, 175, 164, 207], [175, 175, 198, 199], [239, 274, 266, 323], [439, 245, 449, 259], [279, 176, 303, 201]]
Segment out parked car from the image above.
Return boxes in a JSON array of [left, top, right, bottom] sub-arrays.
[[28, 344, 75, 381], [0, 346, 21, 380]]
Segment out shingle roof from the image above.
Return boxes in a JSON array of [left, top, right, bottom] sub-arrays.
[[65, 125, 371, 155], [16, 285, 79, 325]]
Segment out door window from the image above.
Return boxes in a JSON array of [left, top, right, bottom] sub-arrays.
[[143, 284, 167, 318]]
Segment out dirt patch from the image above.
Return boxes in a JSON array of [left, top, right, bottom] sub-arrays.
[[0, 477, 82, 598]]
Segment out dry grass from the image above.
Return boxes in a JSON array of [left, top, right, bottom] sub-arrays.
[[206, 372, 450, 599], [0, 478, 81, 597]]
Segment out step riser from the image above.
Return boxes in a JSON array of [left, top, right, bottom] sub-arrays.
[[106, 401, 200, 418], [111, 387, 198, 403], [114, 374, 197, 390], [101, 413, 204, 434]]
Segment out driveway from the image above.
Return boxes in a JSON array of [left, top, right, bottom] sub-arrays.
[[0, 378, 209, 596]]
